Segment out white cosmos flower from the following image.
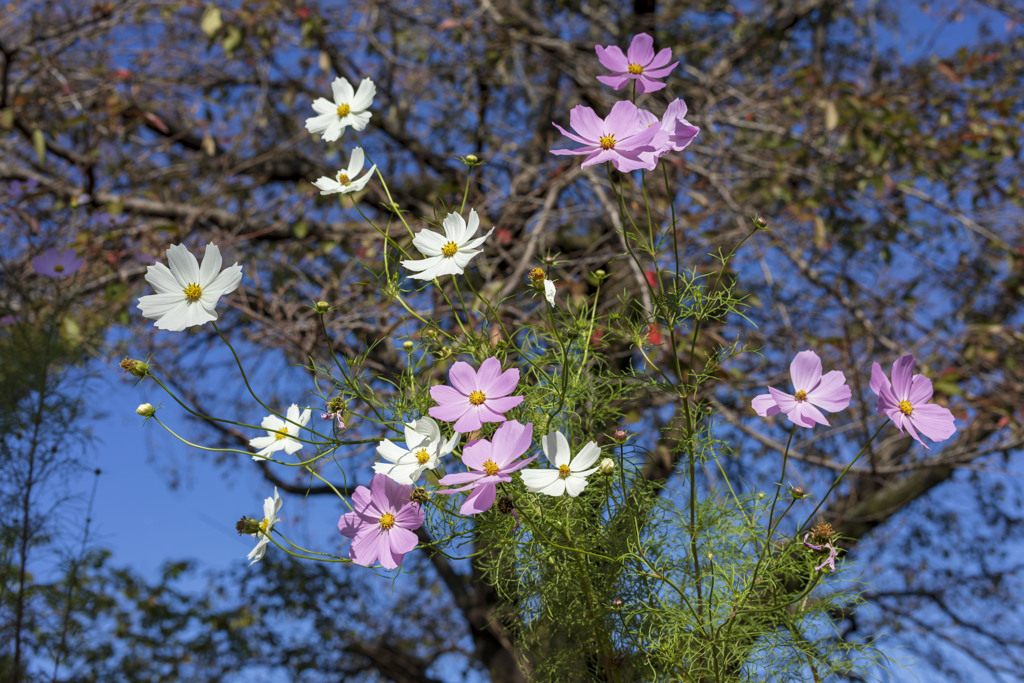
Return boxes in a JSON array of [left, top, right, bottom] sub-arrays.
[[248, 487, 282, 565], [373, 416, 459, 485], [520, 432, 601, 497], [544, 279, 556, 307], [313, 147, 376, 195], [249, 404, 312, 461], [305, 77, 375, 141], [401, 209, 493, 281], [137, 243, 243, 332]]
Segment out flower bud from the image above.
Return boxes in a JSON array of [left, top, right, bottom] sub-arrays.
[[790, 486, 810, 500], [403, 340, 414, 351], [612, 429, 628, 443], [754, 215, 768, 229], [465, 154, 478, 163], [119, 358, 150, 378], [599, 457, 616, 475], [594, 268, 607, 279], [136, 403, 156, 417], [314, 300, 330, 313]]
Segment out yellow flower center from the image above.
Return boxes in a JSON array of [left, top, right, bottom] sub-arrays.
[[898, 399, 914, 416], [558, 464, 572, 478], [336, 172, 351, 185], [794, 390, 807, 402], [599, 134, 616, 150], [628, 63, 644, 75], [529, 267, 545, 282], [468, 390, 486, 405], [415, 448, 430, 465], [274, 427, 289, 441], [336, 103, 351, 117], [379, 512, 395, 531], [54, 264, 65, 272], [441, 241, 459, 257], [259, 517, 271, 533], [183, 283, 202, 302], [482, 459, 499, 476]]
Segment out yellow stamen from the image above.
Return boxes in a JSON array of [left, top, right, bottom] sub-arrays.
[[482, 459, 499, 476], [274, 427, 289, 441], [259, 518, 270, 533], [441, 242, 459, 257], [898, 399, 914, 416], [336, 172, 351, 185], [336, 103, 350, 117], [379, 512, 395, 531], [415, 448, 430, 465], [794, 390, 807, 402], [183, 283, 202, 302], [599, 134, 616, 150], [468, 390, 486, 405], [54, 264, 65, 272], [628, 63, 643, 75], [558, 464, 572, 478]]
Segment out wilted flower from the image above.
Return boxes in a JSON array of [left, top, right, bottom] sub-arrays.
[[305, 77, 375, 141], [249, 404, 312, 460], [595, 33, 678, 94], [338, 474, 425, 569], [429, 356, 524, 433], [136, 243, 243, 332], [802, 532, 839, 573], [436, 420, 536, 515], [752, 350, 851, 428], [312, 147, 376, 195], [869, 354, 956, 448], [32, 248, 83, 278], [401, 209, 493, 280], [373, 416, 459, 485], [247, 487, 282, 565], [521, 432, 601, 497]]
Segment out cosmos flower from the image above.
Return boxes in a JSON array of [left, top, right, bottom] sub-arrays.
[[550, 101, 661, 173], [338, 474, 424, 569], [136, 243, 243, 331], [436, 420, 536, 515], [247, 487, 282, 565], [373, 416, 459, 485], [869, 354, 957, 449], [637, 98, 700, 165], [752, 350, 851, 428], [312, 147, 376, 195], [305, 76, 376, 141], [595, 33, 678, 94], [429, 356, 524, 433], [401, 209, 493, 280], [521, 432, 601, 497], [32, 248, 84, 278], [249, 404, 312, 460]]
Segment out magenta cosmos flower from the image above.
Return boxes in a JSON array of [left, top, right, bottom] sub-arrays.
[[436, 420, 536, 515], [338, 474, 425, 570], [32, 248, 84, 278], [752, 350, 851, 428], [429, 356, 524, 433], [595, 33, 679, 94], [637, 99, 700, 166], [869, 354, 956, 449], [551, 101, 661, 173]]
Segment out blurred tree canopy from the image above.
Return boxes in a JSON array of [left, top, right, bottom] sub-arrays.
[[2, 0, 1023, 680]]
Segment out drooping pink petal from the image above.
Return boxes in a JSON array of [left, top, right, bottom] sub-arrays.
[[460, 483, 497, 515], [635, 76, 667, 94], [869, 362, 891, 396], [752, 393, 780, 417], [910, 404, 956, 443], [789, 402, 830, 428], [596, 73, 631, 90]]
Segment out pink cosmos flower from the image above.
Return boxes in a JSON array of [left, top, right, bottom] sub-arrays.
[[595, 33, 679, 94], [429, 356, 524, 433], [436, 420, 536, 515], [752, 350, 851, 428], [637, 99, 700, 165], [802, 533, 839, 573], [550, 101, 661, 173], [337, 474, 424, 570], [32, 248, 84, 278], [869, 354, 956, 449]]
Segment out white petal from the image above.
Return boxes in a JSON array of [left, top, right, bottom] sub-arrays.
[[314, 177, 342, 194], [563, 474, 589, 497], [331, 77, 354, 104], [166, 244, 200, 286], [310, 98, 336, 116], [349, 111, 372, 131], [377, 439, 409, 463], [198, 243, 223, 286], [346, 147, 365, 176], [144, 262, 181, 294], [544, 279, 556, 307], [571, 441, 601, 471], [521, 469, 562, 494], [305, 111, 336, 134], [351, 78, 376, 110], [441, 212, 468, 242], [412, 229, 447, 256]]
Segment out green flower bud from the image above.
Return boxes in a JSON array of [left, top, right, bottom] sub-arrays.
[[136, 403, 156, 417]]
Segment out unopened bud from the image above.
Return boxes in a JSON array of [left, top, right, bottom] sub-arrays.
[[314, 300, 330, 313], [790, 486, 810, 499], [754, 215, 768, 229], [611, 598, 624, 607], [465, 154, 478, 163], [403, 340, 414, 351], [119, 358, 150, 378], [613, 429, 628, 442], [594, 269, 607, 279], [136, 403, 156, 417], [599, 457, 616, 475]]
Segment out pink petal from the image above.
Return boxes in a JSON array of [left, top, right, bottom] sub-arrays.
[[596, 74, 631, 90], [910, 404, 956, 443], [475, 357, 503, 391], [501, 453, 538, 473], [634, 76, 667, 94], [461, 439, 494, 471], [393, 503, 425, 528], [642, 62, 678, 78], [806, 370, 851, 413], [338, 511, 362, 539], [898, 415, 928, 449], [452, 407, 485, 433], [595, 44, 628, 72], [626, 33, 655, 65], [350, 528, 384, 566], [869, 362, 891, 396], [448, 361, 478, 394], [388, 525, 419, 557], [890, 355, 917, 400], [438, 471, 484, 487], [460, 483, 497, 515], [376, 533, 398, 569], [767, 387, 798, 414], [788, 402, 830, 429], [492, 420, 533, 463], [551, 122, 593, 147], [907, 374, 935, 406], [568, 104, 605, 141], [646, 47, 674, 70], [428, 402, 470, 426], [484, 395, 523, 415], [790, 351, 823, 393], [351, 485, 372, 512], [604, 100, 642, 136], [752, 393, 780, 417]]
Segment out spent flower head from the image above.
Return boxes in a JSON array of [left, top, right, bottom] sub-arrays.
[[136, 243, 243, 332]]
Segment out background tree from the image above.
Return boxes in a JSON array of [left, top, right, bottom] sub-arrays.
[[1, 0, 1022, 680]]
